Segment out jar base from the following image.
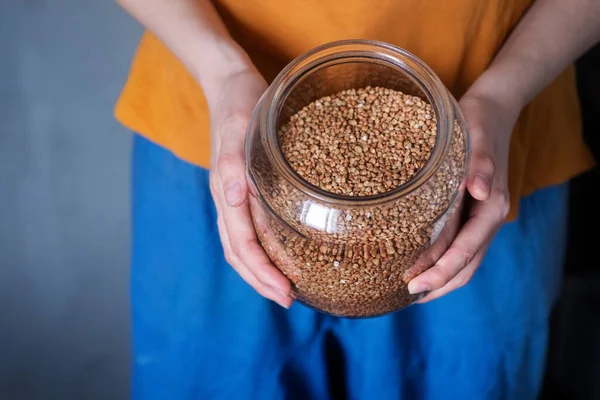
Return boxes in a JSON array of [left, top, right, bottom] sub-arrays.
[[293, 291, 427, 319]]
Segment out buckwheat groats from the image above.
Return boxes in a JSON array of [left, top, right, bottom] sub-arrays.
[[248, 86, 467, 317], [280, 87, 436, 197]]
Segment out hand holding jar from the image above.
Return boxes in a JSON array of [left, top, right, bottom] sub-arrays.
[[207, 67, 293, 309], [411, 89, 518, 302]]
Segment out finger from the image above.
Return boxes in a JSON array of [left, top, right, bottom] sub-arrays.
[[221, 197, 292, 298], [417, 251, 484, 303], [212, 174, 291, 307], [217, 110, 251, 207], [407, 206, 500, 295], [466, 127, 496, 202], [216, 214, 292, 308]]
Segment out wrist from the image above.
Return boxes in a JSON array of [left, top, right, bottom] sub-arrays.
[[187, 36, 255, 102], [466, 65, 528, 115]]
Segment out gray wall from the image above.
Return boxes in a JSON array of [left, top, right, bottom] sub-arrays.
[[0, 1, 141, 399]]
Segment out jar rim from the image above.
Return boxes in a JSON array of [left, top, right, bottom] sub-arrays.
[[248, 39, 469, 207]]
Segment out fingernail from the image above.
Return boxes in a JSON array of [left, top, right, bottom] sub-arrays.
[[273, 286, 291, 299], [264, 273, 291, 299], [473, 175, 490, 197], [224, 182, 242, 206], [408, 281, 430, 295], [271, 289, 292, 309], [278, 301, 291, 309]]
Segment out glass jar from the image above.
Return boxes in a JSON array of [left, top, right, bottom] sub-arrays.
[[246, 40, 470, 317]]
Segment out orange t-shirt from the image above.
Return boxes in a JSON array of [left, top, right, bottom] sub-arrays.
[[115, 0, 594, 220]]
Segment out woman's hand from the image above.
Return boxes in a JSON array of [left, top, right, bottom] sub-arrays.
[[405, 0, 600, 304], [209, 68, 293, 308], [115, 0, 292, 308], [408, 89, 521, 302]]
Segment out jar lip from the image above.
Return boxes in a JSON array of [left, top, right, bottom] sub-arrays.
[[253, 39, 469, 207]]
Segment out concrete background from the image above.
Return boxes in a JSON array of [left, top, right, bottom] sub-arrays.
[[0, 1, 140, 399]]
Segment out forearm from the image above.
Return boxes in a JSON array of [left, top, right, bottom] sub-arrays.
[[469, 0, 600, 108], [116, 0, 251, 105]]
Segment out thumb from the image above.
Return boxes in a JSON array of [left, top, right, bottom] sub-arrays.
[[466, 127, 496, 202], [218, 110, 250, 207]]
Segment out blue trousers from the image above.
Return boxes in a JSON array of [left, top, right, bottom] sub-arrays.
[[131, 135, 568, 400]]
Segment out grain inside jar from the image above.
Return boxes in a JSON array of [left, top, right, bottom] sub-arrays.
[[280, 87, 436, 197]]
